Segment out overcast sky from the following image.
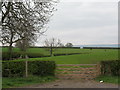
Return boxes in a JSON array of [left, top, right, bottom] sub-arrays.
[[36, 1, 118, 46]]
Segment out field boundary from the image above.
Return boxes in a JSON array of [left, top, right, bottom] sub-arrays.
[[57, 64, 97, 66], [56, 64, 100, 80]]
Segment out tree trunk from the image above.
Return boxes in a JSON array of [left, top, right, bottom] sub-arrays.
[[8, 30, 13, 60], [8, 43, 13, 60], [50, 44, 53, 56], [25, 60, 28, 77]]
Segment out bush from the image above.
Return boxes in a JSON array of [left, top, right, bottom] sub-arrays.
[[54, 53, 81, 56], [100, 60, 120, 76], [26, 53, 50, 58], [2, 52, 50, 60], [28, 61, 56, 76], [2, 61, 25, 77], [2, 61, 56, 77], [2, 52, 21, 60]]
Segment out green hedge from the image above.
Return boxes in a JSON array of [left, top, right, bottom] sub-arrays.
[[2, 52, 48, 60], [2, 61, 56, 77], [26, 53, 50, 58], [2, 52, 21, 60], [28, 61, 56, 76], [100, 60, 120, 76], [2, 61, 25, 77]]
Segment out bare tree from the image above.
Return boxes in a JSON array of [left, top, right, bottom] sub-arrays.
[[1, 0, 58, 59], [44, 38, 63, 56], [15, 35, 34, 52]]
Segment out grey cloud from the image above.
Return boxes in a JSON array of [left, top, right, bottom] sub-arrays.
[[48, 2, 117, 30], [36, 2, 118, 46]]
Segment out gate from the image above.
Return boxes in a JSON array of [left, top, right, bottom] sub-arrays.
[[55, 64, 100, 80]]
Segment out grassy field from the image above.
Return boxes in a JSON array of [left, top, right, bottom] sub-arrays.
[[2, 76, 56, 88], [2, 47, 119, 86], [2, 47, 90, 55], [7, 48, 119, 64]]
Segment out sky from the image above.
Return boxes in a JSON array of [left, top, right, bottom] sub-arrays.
[[2, 0, 118, 46], [36, 0, 118, 46]]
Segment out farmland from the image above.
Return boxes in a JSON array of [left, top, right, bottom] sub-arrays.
[[2, 47, 119, 64], [2, 47, 119, 88]]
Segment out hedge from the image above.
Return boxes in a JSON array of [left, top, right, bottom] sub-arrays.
[[100, 60, 120, 76], [28, 61, 56, 76], [2, 52, 82, 60], [2, 61, 25, 77], [2, 52, 21, 60], [2, 52, 48, 60], [2, 61, 56, 77]]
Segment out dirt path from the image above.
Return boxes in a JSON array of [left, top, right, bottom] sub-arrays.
[[21, 79, 118, 88]]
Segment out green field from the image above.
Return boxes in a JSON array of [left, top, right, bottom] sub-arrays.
[[2, 47, 90, 55], [3, 48, 119, 64], [2, 47, 119, 86]]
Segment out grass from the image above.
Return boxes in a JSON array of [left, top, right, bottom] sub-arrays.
[[95, 75, 120, 84], [2, 48, 119, 64], [2, 48, 120, 86], [2, 76, 56, 88], [2, 47, 89, 56], [9, 49, 118, 64]]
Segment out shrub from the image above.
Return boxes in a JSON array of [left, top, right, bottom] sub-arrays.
[[2, 61, 25, 77], [28, 61, 56, 76], [2, 52, 50, 60], [2, 52, 21, 60], [2, 61, 56, 77], [26, 53, 50, 58], [100, 60, 120, 76], [54, 53, 81, 56]]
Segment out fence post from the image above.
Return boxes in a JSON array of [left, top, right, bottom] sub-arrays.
[[96, 63, 101, 76], [25, 60, 28, 77]]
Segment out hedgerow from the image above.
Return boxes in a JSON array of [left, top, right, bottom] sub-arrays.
[[2, 61, 56, 77], [100, 60, 120, 76]]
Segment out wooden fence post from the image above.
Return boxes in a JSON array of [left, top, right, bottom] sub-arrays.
[[96, 63, 101, 76], [25, 60, 28, 77]]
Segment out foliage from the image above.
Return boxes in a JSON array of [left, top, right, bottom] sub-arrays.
[[2, 61, 25, 77], [28, 61, 56, 76], [65, 43, 73, 47], [2, 51, 49, 60], [2, 61, 56, 77], [100, 60, 120, 76], [26, 53, 50, 58], [2, 52, 21, 60], [1, 1, 58, 59]]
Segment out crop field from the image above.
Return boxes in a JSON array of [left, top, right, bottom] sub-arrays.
[[2, 47, 119, 64]]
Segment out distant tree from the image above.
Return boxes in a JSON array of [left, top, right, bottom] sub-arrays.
[[15, 36, 34, 52], [44, 38, 63, 56], [65, 43, 73, 47]]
